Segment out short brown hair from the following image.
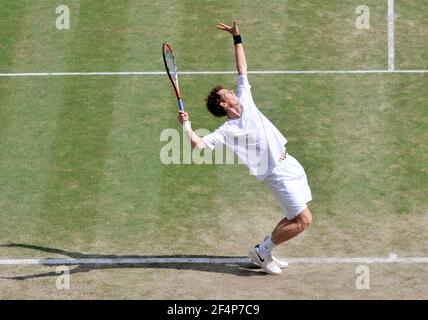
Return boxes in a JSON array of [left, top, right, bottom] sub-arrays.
[[205, 86, 227, 117]]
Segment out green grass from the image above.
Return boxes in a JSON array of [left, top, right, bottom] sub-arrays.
[[0, 0, 427, 299], [396, 1, 428, 69]]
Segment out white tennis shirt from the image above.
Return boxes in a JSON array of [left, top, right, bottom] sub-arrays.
[[202, 75, 287, 181]]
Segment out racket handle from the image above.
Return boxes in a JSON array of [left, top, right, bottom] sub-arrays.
[[178, 99, 184, 111]]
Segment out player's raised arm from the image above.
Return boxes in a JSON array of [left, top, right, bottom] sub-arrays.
[[216, 21, 247, 75]]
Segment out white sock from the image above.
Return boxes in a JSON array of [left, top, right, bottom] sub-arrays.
[[258, 235, 276, 257]]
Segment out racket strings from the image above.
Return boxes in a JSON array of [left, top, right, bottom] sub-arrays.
[[165, 50, 177, 79]]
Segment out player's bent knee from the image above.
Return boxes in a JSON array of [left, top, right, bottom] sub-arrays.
[[296, 208, 312, 229]]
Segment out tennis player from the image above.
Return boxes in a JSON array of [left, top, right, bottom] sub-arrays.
[[177, 21, 313, 275]]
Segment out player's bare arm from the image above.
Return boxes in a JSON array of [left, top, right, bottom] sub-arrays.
[[177, 111, 206, 149], [216, 21, 247, 75]]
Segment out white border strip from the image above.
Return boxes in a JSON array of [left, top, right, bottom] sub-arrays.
[[388, 0, 395, 71], [1, 256, 427, 265], [0, 70, 428, 77]]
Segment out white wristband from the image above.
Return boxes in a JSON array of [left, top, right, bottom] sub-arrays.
[[182, 121, 191, 132]]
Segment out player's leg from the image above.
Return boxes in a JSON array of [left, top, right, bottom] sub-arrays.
[[249, 208, 312, 272], [260, 154, 313, 250], [249, 154, 312, 274], [257, 207, 312, 258], [271, 207, 312, 245]]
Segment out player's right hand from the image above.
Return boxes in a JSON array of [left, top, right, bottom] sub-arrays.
[[177, 111, 189, 125]]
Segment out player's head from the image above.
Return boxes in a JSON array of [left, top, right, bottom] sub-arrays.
[[206, 86, 239, 117]]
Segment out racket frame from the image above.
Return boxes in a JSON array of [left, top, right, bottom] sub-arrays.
[[162, 42, 184, 111]]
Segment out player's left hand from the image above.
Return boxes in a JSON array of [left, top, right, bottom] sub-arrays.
[[216, 21, 240, 36]]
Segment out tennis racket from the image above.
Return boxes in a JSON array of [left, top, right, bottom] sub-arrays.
[[162, 42, 184, 111]]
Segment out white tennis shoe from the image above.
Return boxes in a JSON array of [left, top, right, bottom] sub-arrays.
[[250, 252, 289, 269], [248, 245, 282, 275], [250, 235, 289, 269]]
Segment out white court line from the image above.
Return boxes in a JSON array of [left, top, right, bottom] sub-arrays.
[[388, 0, 395, 71], [1, 255, 428, 265], [0, 70, 428, 77]]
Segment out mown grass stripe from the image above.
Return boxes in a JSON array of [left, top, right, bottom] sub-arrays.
[[38, 1, 134, 245]]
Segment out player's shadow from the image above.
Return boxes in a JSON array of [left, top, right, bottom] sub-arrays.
[[0, 243, 266, 280]]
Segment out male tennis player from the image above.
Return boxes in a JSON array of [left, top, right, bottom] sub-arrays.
[[177, 21, 313, 275]]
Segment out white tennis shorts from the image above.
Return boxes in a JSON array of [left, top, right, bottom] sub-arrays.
[[264, 153, 312, 220]]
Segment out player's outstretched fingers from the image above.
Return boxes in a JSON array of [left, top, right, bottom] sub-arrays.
[[216, 23, 230, 31]]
